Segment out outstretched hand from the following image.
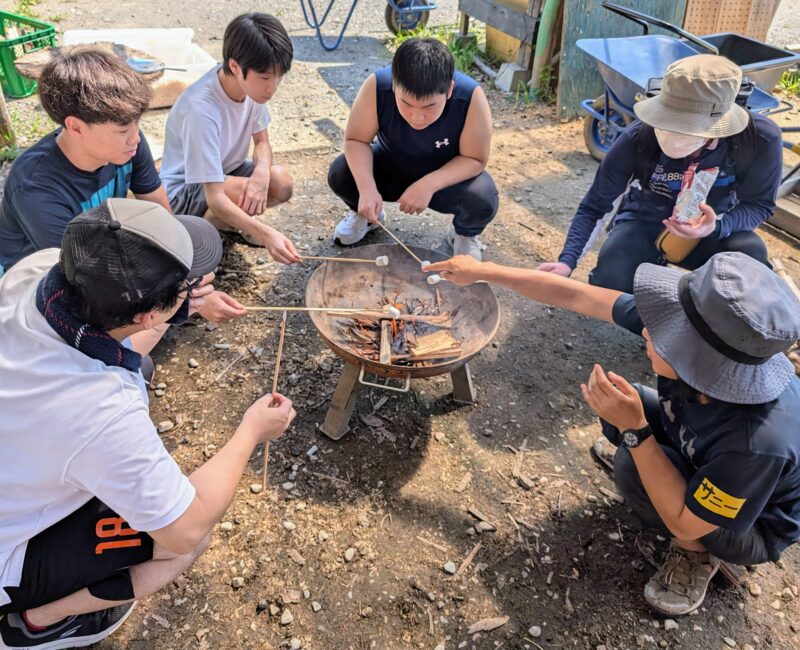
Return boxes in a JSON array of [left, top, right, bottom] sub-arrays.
[[663, 202, 717, 239], [422, 255, 486, 285]]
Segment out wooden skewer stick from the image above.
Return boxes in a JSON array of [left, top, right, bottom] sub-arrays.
[[375, 220, 423, 264], [301, 255, 386, 265], [245, 306, 377, 313], [262, 310, 287, 491]]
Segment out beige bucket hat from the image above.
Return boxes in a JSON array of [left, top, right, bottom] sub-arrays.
[[633, 54, 750, 138]]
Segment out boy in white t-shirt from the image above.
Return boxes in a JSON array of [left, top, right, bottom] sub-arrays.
[[0, 199, 296, 649], [160, 13, 300, 264]]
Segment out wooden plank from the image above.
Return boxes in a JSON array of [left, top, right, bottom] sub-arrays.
[[556, 0, 688, 120], [768, 194, 800, 239], [379, 321, 392, 365], [516, 0, 544, 68], [459, 0, 538, 43]]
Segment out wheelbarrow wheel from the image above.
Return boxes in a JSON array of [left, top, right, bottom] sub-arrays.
[[385, 0, 431, 34], [583, 95, 633, 162]]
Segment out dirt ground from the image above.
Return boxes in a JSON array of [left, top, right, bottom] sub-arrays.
[[3, 0, 800, 648]]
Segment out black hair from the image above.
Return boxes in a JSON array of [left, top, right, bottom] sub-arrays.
[[392, 38, 455, 98], [62, 259, 187, 331], [222, 13, 293, 78]]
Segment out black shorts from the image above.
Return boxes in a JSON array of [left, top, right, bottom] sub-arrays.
[[0, 498, 154, 613]]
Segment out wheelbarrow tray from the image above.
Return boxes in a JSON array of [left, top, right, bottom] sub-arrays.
[[686, 33, 800, 91], [577, 35, 698, 108]]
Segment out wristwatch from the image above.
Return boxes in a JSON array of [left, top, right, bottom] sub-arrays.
[[620, 424, 653, 449]]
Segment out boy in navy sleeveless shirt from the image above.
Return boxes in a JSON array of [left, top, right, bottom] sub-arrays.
[[327, 38, 498, 260]]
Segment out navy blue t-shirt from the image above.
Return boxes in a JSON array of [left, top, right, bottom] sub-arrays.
[[374, 66, 478, 177], [0, 130, 161, 268], [558, 115, 783, 269], [612, 293, 800, 558]]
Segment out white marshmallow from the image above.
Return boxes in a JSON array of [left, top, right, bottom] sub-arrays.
[[420, 260, 431, 269], [375, 255, 389, 267], [427, 274, 441, 285], [383, 305, 401, 318]]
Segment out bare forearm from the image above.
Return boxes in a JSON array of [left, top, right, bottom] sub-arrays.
[[478, 262, 618, 322], [187, 424, 261, 528], [344, 140, 377, 193], [423, 156, 485, 192], [252, 140, 272, 174], [629, 437, 692, 537], [206, 192, 268, 239]]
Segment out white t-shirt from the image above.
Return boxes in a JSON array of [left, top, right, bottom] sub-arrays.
[[160, 65, 272, 200], [0, 250, 196, 606]]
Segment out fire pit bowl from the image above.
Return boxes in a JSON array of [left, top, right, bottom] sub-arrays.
[[304, 243, 500, 439]]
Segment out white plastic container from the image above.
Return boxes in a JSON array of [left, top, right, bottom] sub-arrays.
[[63, 28, 216, 108]]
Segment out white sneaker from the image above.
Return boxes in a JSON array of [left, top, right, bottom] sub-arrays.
[[446, 224, 483, 261], [333, 210, 385, 245]]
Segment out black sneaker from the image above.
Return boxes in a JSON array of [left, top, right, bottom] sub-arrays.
[[0, 602, 135, 649]]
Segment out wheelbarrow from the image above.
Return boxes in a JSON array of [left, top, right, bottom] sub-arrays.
[[300, 0, 437, 51], [578, 1, 800, 161]]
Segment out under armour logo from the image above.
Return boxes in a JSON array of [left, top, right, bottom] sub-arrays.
[[435, 139, 449, 148]]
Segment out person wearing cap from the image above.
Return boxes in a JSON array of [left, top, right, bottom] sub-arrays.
[[0, 198, 296, 649], [425, 253, 800, 615], [538, 54, 783, 292]]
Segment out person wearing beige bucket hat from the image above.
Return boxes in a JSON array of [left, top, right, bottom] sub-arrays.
[[425, 252, 800, 616], [538, 54, 783, 293]]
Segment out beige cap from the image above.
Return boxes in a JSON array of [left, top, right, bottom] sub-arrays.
[[633, 54, 750, 138]]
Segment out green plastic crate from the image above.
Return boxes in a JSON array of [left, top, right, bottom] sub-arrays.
[[0, 11, 55, 98]]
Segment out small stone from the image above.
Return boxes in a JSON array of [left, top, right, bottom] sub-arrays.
[[303, 589, 310, 599], [743, 645, 755, 650], [188, 358, 199, 368], [663, 619, 678, 631], [782, 587, 795, 600], [250, 483, 263, 494], [344, 547, 356, 562], [257, 599, 269, 612], [205, 323, 217, 331], [213, 343, 230, 350], [608, 532, 621, 541], [771, 599, 783, 610], [586, 495, 598, 503], [154, 389, 165, 397], [528, 625, 542, 638], [434, 645, 445, 650], [722, 638, 736, 648], [517, 476, 535, 490], [280, 609, 294, 625], [156, 382, 166, 389], [433, 431, 445, 442], [318, 531, 329, 541], [289, 640, 302, 650], [220, 521, 234, 531], [443, 561, 457, 575], [282, 481, 295, 491], [157, 420, 174, 433], [361, 606, 372, 618], [748, 581, 762, 597], [269, 604, 280, 616], [231, 577, 244, 589], [311, 601, 322, 612], [283, 520, 296, 531], [475, 521, 496, 533]]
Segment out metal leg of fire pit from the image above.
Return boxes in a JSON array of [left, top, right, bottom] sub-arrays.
[[320, 362, 362, 440], [450, 363, 476, 404]]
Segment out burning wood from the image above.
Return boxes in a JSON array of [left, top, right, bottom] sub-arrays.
[[337, 295, 461, 366]]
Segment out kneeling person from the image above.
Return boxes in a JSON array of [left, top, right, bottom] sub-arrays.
[[427, 252, 800, 615], [0, 199, 295, 648], [328, 38, 498, 260]]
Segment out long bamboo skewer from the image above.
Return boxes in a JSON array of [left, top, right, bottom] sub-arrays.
[[244, 306, 378, 313], [262, 310, 287, 491], [301, 255, 382, 264], [375, 220, 423, 264]]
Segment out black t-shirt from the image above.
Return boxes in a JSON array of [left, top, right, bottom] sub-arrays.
[[0, 130, 161, 268], [613, 293, 800, 557]]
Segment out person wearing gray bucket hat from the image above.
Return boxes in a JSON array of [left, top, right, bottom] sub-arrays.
[[0, 198, 296, 649], [425, 252, 800, 616], [538, 54, 783, 294]]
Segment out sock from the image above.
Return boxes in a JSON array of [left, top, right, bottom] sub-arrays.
[[21, 610, 50, 632]]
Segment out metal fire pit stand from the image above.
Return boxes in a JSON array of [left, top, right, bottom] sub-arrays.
[[320, 362, 476, 440]]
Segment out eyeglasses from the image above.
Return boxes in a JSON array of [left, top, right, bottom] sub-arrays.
[[178, 276, 203, 297]]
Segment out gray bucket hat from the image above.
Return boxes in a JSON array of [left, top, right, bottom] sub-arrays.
[[633, 54, 750, 139], [633, 253, 800, 404]]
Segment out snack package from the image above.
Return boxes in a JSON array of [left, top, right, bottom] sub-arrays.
[[673, 164, 719, 223]]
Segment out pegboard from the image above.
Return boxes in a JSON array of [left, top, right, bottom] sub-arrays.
[[684, 0, 777, 41]]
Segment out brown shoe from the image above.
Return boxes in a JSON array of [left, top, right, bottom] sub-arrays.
[[590, 435, 616, 474], [644, 543, 720, 616]]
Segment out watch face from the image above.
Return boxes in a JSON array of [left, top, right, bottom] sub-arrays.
[[623, 431, 640, 448]]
